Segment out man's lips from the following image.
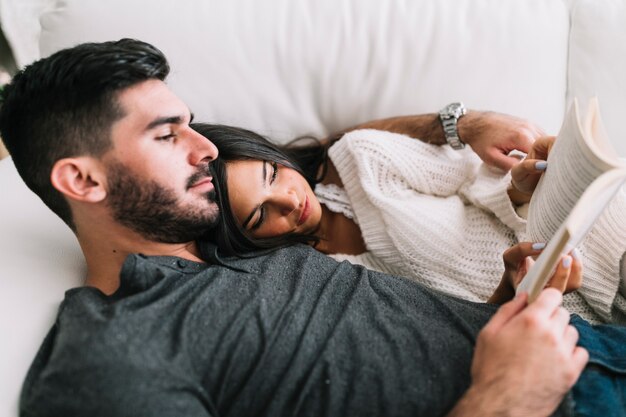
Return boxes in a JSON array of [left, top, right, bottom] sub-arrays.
[[189, 177, 214, 191], [297, 195, 311, 225]]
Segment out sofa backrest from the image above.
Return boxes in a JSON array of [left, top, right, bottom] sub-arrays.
[[39, 0, 570, 140], [566, 0, 626, 157]]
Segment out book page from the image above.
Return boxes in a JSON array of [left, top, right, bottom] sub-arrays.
[[527, 98, 622, 242], [518, 168, 626, 301], [519, 98, 626, 302]]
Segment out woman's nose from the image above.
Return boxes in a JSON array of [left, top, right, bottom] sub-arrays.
[[275, 190, 299, 216]]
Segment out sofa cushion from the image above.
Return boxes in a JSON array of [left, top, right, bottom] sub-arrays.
[[0, 157, 85, 416]]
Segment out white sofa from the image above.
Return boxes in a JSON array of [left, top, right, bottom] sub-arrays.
[[2, 0, 626, 415]]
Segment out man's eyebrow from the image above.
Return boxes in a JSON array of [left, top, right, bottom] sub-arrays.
[[241, 161, 268, 229], [145, 110, 194, 131], [145, 115, 185, 131]]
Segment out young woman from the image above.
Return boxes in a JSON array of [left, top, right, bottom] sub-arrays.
[[194, 123, 626, 324]]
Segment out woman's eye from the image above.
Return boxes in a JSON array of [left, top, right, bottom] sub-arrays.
[[270, 162, 278, 184], [250, 206, 265, 231]]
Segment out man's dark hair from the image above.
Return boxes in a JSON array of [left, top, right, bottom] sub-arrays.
[[0, 39, 169, 229], [193, 124, 332, 258]]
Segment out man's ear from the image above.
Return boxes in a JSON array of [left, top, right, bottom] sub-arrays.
[[50, 157, 107, 203]]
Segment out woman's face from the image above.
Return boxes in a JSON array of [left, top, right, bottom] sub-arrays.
[[225, 160, 323, 238]]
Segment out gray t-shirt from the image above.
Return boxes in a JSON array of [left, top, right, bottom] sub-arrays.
[[18, 245, 563, 416]]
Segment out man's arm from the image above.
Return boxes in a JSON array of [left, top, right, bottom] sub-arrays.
[[448, 290, 588, 417], [333, 111, 545, 171]]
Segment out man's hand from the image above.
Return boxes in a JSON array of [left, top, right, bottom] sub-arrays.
[[459, 111, 545, 171], [449, 290, 589, 417], [488, 242, 582, 304]]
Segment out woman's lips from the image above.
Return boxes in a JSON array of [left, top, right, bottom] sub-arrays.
[[298, 195, 311, 225]]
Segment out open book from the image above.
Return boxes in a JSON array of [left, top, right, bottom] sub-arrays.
[[516, 98, 626, 302]]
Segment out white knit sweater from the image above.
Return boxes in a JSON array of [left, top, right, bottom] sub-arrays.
[[318, 129, 626, 324]]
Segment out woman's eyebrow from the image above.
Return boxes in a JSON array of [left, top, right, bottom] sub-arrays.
[[261, 160, 267, 186]]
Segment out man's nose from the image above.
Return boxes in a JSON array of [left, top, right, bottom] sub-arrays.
[[187, 128, 219, 166]]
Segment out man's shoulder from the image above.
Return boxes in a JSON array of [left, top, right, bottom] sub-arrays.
[[191, 244, 344, 276], [117, 245, 350, 300]]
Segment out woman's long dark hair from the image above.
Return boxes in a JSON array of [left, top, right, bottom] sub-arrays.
[[192, 123, 333, 258]]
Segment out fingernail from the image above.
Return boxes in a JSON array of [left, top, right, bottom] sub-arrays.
[[532, 242, 546, 250], [572, 248, 582, 261], [535, 161, 547, 170], [562, 256, 572, 268]]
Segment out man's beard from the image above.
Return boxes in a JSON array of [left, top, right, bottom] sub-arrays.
[[106, 161, 219, 243]]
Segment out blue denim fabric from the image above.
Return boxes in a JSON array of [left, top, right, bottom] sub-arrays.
[[570, 315, 626, 416]]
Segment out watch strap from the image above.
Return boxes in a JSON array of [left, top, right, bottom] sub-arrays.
[[439, 102, 466, 150]]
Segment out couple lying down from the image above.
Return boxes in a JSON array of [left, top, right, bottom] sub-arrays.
[[5, 38, 626, 416], [194, 120, 626, 324]]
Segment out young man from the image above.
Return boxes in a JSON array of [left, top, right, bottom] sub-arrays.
[[1, 39, 623, 416]]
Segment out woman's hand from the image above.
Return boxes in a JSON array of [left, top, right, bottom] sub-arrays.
[[488, 242, 582, 304], [508, 136, 555, 205]]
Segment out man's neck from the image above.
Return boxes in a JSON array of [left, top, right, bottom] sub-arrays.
[[77, 222, 205, 295]]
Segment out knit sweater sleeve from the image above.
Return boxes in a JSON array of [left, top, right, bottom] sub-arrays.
[[330, 129, 526, 232], [575, 189, 626, 322], [330, 129, 477, 198], [458, 164, 528, 235], [327, 129, 519, 302]]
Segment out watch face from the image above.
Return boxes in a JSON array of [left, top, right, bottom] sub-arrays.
[[445, 102, 465, 118], [441, 104, 456, 118]]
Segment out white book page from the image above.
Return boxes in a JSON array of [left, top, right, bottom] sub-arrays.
[[527, 99, 620, 242], [518, 168, 626, 301]]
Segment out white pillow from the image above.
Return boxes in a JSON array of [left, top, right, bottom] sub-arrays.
[[0, 0, 55, 67]]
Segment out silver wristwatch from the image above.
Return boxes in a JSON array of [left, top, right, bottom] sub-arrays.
[[439, 102, 467, 150]]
